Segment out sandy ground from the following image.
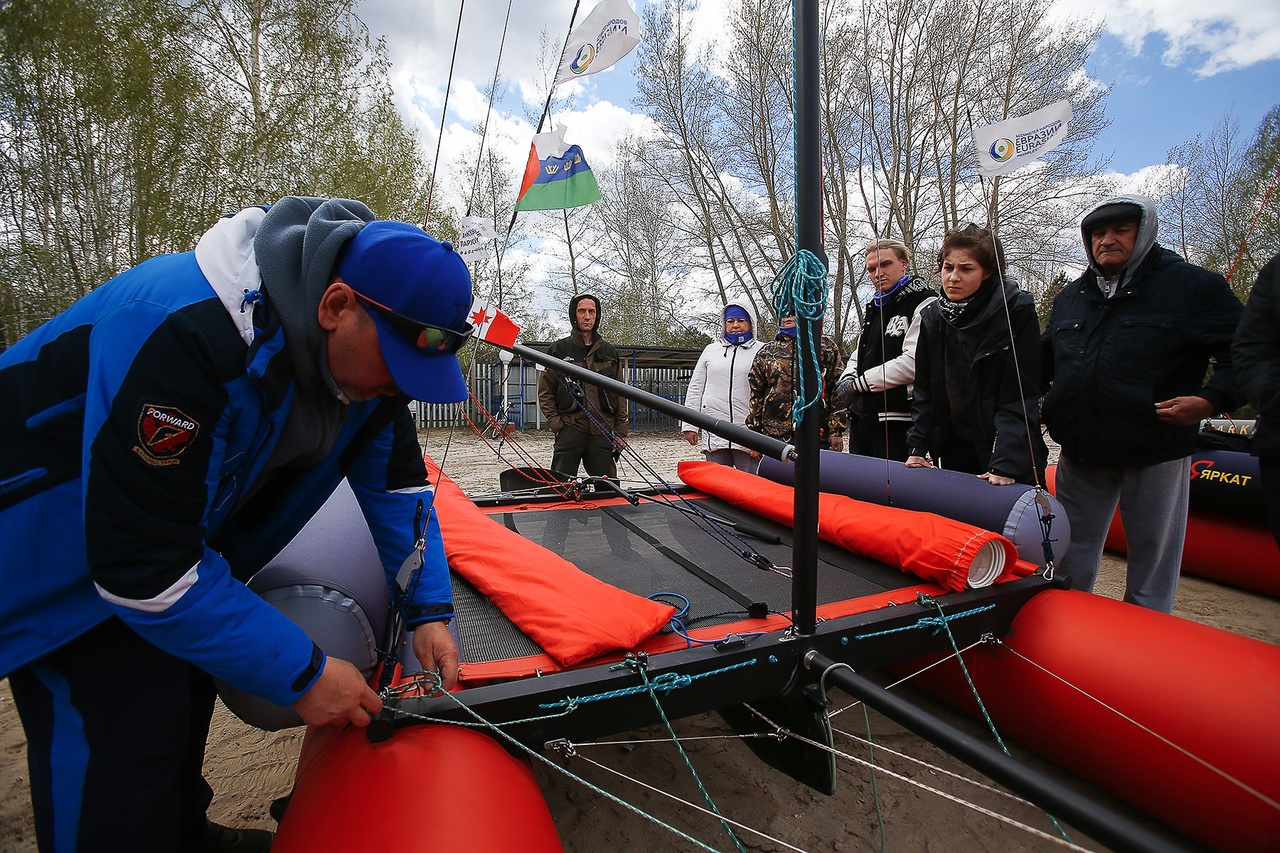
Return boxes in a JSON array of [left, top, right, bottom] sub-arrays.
[[2, 429, 1277, 852]]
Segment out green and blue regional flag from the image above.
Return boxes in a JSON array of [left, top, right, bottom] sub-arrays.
[[514, 127, 602, 212]]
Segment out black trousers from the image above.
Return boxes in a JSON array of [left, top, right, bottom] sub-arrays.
[[848, 417, 911, 463], [550, 425, 617, 479], [1261, 455, 1280, 548], [10, 617, 216, 852]]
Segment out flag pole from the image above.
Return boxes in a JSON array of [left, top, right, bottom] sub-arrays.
[[501, 0, 584, 243]]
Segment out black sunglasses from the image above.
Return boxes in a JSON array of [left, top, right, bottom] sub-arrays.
[[352, 291, 474, 354]]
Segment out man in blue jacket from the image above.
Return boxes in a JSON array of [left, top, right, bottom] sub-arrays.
[[1042, 195, 1242, 612], [0, 197, 474, 851]]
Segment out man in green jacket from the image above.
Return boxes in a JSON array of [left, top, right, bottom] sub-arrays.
[[537, 294, 630, 477]]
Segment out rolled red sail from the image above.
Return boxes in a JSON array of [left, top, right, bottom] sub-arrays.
[[678, 461, 1036, 591]]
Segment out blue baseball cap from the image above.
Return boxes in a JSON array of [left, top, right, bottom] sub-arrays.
[[337, 221, 474, 403]]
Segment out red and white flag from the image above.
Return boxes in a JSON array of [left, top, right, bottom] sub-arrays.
[[468, 299, 521, 348]]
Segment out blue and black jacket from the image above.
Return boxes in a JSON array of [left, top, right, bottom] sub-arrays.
[[0, 203, 453, 706]]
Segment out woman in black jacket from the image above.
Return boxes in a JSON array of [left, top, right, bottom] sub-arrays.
[[905, 225, 1047, 485]]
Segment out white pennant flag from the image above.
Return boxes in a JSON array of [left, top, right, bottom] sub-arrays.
[[972, 100, 1073, 177], [554, 0, 641, 87], [456, 216, 497, 263]]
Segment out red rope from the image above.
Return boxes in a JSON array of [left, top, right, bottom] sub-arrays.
[[459, 392, 575, 496], [1226, 162, 1280, 283]]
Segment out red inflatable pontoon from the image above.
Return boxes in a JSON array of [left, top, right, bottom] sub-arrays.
[[273, 723, 564, 852], [907, 589, 1280, 853]]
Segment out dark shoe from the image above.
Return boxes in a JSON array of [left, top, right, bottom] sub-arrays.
[[268, 792, 291, 823], [192, 820, 273, 852]]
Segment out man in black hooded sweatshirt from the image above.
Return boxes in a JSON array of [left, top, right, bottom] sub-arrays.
[[537, 294, 630, 478]]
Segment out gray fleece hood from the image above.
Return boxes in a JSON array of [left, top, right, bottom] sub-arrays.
[[1081, 194, 1159, 295], [254, 196, 376, 395]]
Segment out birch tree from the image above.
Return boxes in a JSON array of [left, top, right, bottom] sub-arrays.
[[829, 0, 1110, 300], [0, 0, 210, 345], [576, 134, 700, 346], [190, 0, 430, 216], [636, 0, 781, 327], [630, 0, 1111, 350], [1152, 105, 1280, 298]]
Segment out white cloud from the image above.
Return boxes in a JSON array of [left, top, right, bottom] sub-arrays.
[[1051, 0, 1280, 75]]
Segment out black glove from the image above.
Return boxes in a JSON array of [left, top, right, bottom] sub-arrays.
[[835, 376, 863, 421]]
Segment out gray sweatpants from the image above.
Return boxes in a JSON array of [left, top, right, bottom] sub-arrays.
[[1055, 454, 1192, 613]]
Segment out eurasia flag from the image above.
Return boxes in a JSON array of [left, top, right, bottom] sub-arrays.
[[972, 99, 1072, 177], [553, 0, 641, 87], [469, 299, 521, 348], [514, 126, 602, 212]]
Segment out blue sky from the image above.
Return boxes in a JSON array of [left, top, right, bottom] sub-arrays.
[[1087, 32, 1278, 174], [360, 0, 1280, 202]]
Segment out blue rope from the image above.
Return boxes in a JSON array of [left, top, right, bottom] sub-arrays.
[[852, 603, 995, 640], [770, 249, 829, 429], [387, 676, 722, 851], [632, 656, 748, 853], [916, 596, 1075, 844], [537, 658, 759, 710]]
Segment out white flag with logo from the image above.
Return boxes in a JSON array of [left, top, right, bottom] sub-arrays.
[[972, 100, 1073, 177], [554, 0, 641, 87], [456, 216, 497, 263]]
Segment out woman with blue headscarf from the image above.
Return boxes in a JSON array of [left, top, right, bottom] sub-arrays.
[[682, 300, 763, 471]]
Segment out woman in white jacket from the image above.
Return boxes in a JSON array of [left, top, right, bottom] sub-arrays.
[[681, 300, 763, 471]]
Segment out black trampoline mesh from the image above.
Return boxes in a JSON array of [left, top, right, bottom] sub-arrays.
[[449, 496, 918, 665]]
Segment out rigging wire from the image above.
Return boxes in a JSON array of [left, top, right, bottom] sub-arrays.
[[542, 370, 789, 576], [447, 365, 790, 582], [423, 0, 466, 228], [958, 109, 1059, 573], [628, 655, 748, 852], [996, 641, 1280, 811], [774, 723, 1099, 851], [465, 0, 515, 219], [496, 0, 583, 268], [559, 750, 811, 853], [387, 685, 725, 852]]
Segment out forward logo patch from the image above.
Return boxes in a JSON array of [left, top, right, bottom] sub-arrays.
[[133, 404, 200, 467]]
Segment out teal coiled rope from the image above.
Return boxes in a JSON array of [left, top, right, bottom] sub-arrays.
[[770, 249, 830, 430]]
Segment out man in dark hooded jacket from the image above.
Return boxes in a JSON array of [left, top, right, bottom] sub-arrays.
[[537, 294, 630, 478], [1232, 252, 1280, 545], [1042, 194, 1242, 612], [1, 197, 474, 851]]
